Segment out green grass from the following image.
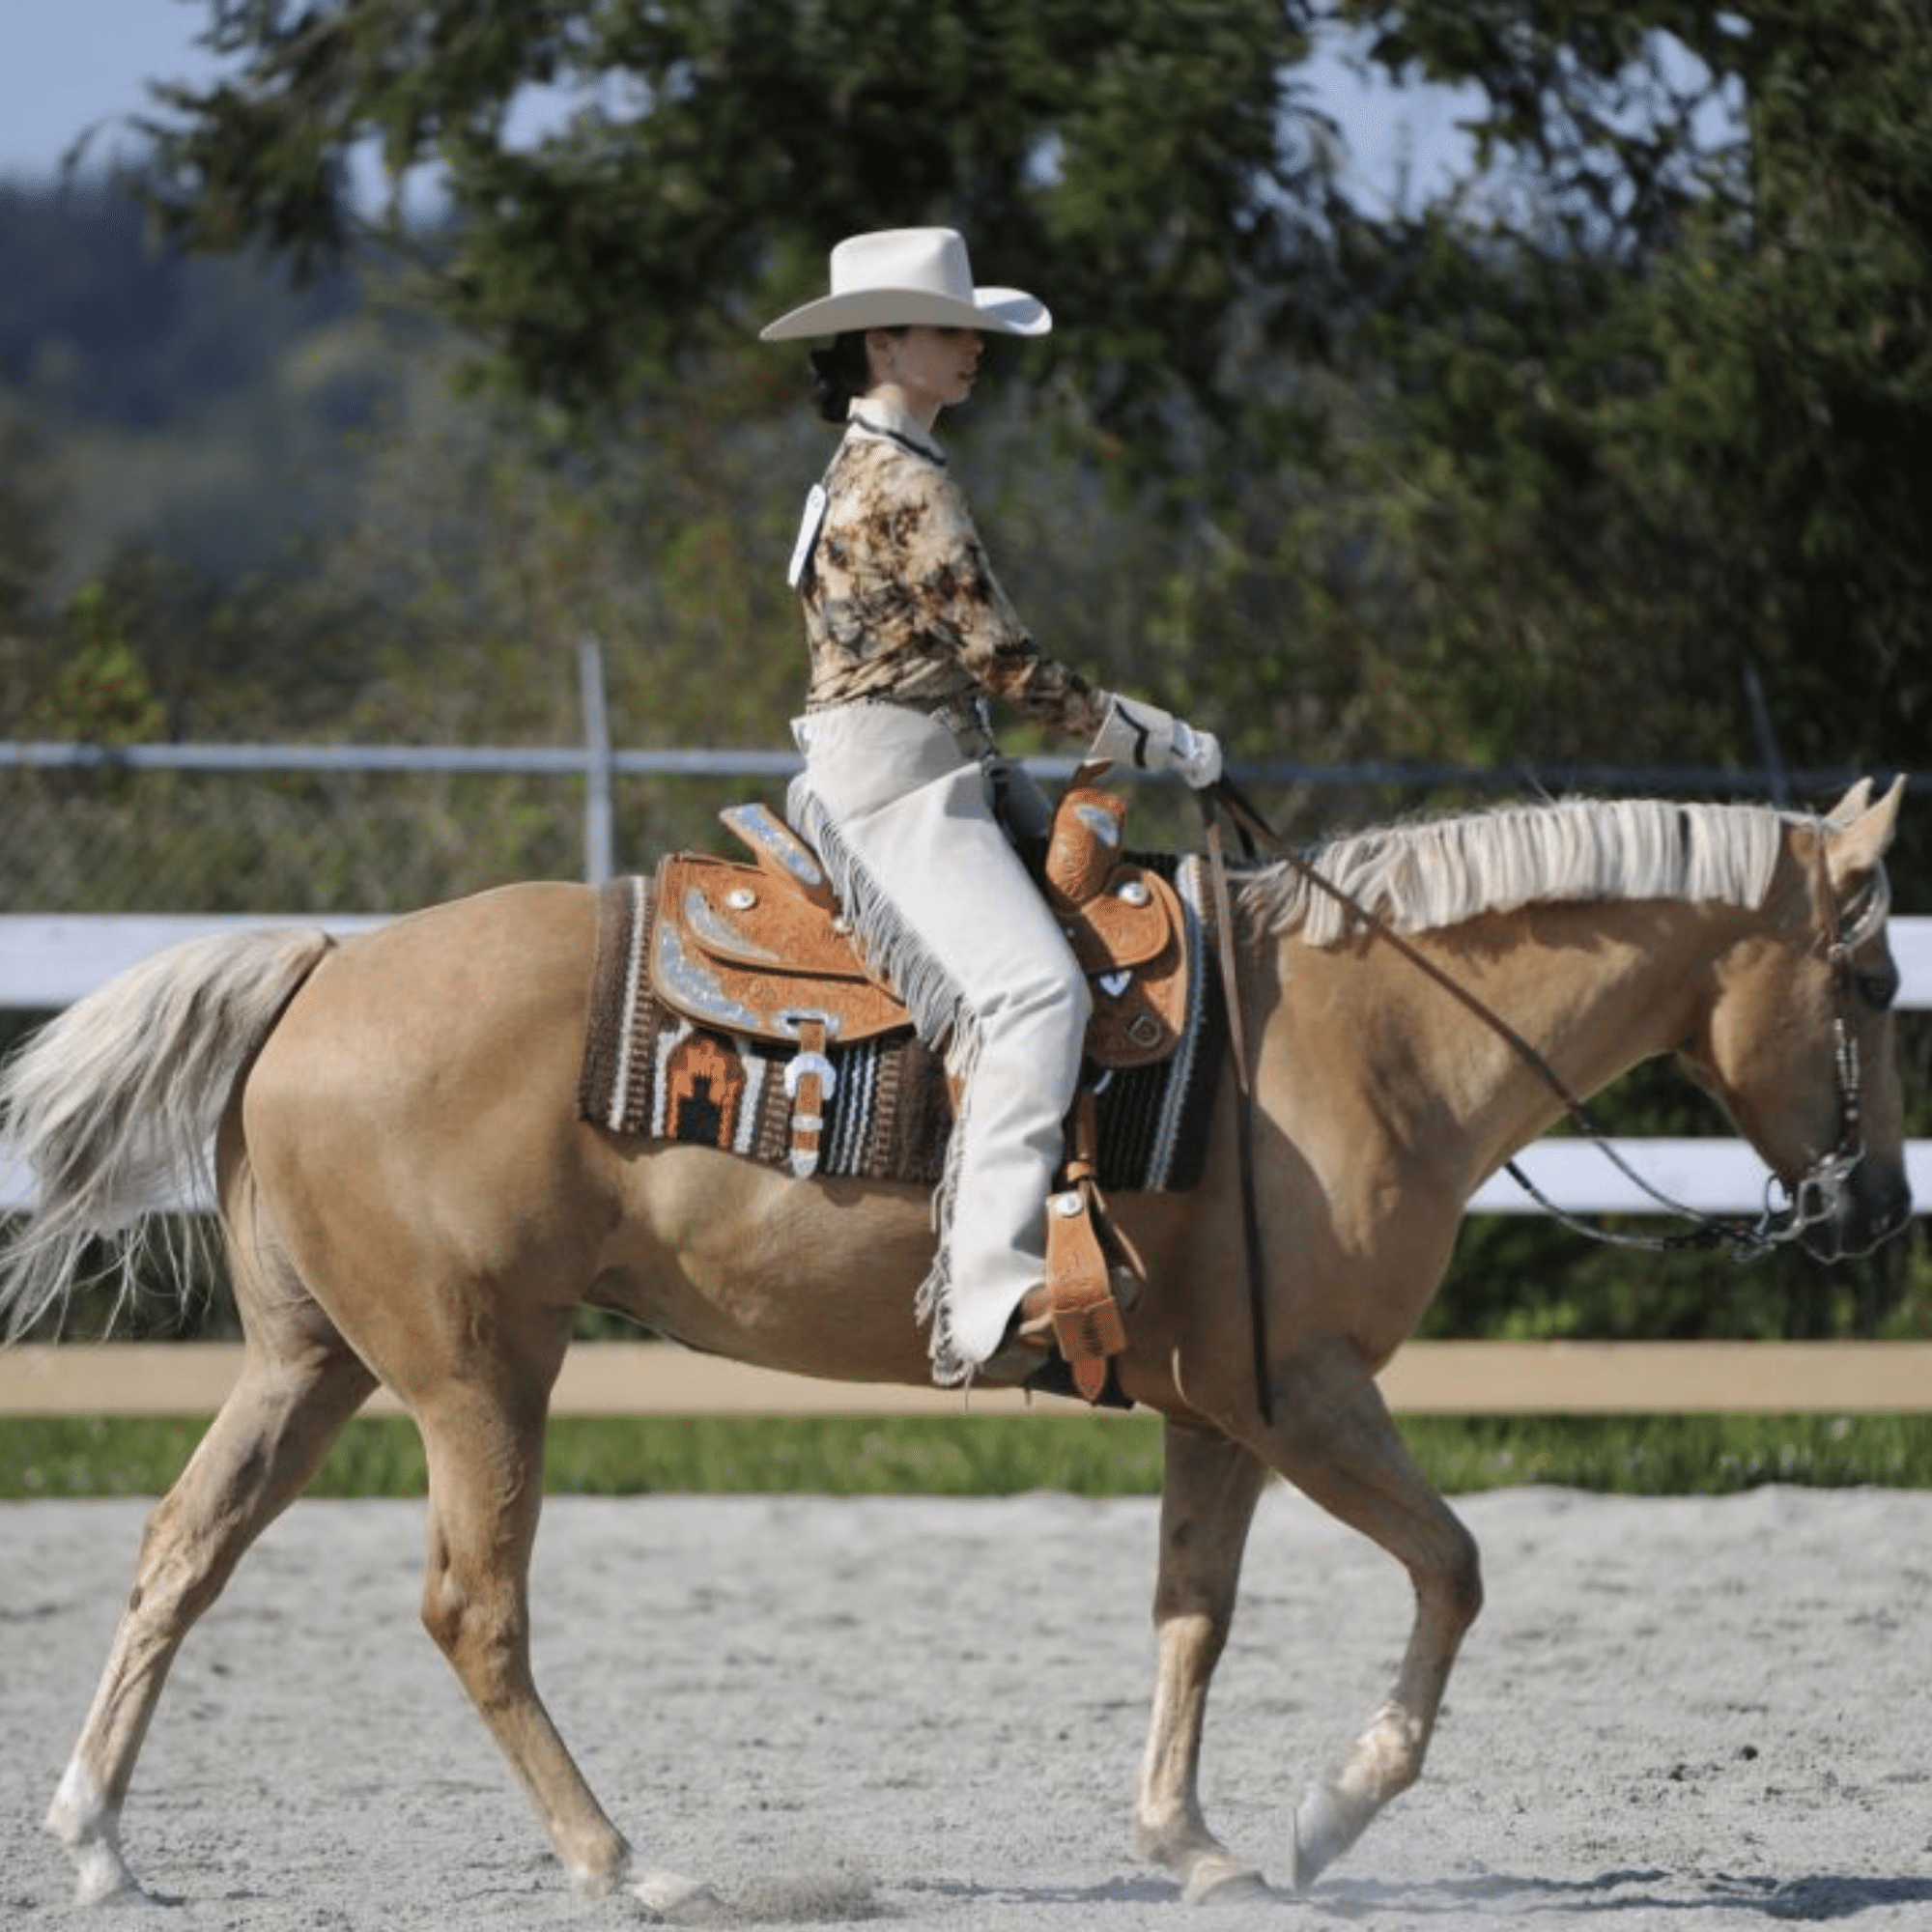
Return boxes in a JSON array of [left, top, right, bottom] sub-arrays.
[[5, 1412, 1932, 1501], [1398, 1413, 1932, 1493]]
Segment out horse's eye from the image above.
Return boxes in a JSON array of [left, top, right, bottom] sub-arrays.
[[1855, 965, 1899, 1012]]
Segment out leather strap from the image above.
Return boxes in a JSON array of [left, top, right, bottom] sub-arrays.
[[1044, 1183, 1124, 1402], [782, 1015, 835, 1178], [1041, 1089, 1142, 1402], [1199, 797, 1274, 1426]]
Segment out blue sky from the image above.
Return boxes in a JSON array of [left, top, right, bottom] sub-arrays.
[[0, 2, 1476, 205], [0, 1, 223, 181]]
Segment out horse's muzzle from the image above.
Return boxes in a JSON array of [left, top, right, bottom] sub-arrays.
[[1804, 1153, 1914, 1263]]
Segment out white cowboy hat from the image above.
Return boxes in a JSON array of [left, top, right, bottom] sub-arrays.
[[759, 227, 1051, 341]]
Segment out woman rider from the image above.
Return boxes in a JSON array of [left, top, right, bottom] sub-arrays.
[[761, 227, 1221, 1385]]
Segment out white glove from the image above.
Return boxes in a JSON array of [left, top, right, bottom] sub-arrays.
[[1090, 696, 1223, 788], [1168, 720, 1223, 789]]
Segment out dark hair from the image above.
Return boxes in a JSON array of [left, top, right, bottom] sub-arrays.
[[807, 327, 905, 422]]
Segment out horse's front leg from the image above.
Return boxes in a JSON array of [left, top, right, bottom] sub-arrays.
[[1256, 1340, 1483, 1891], [1134, 1419, 1270, 1903]]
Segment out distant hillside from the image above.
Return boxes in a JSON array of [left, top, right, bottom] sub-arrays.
[[0, 176, 413, 587]]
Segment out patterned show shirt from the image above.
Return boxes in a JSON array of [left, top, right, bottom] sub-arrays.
[[794, 399, 1112, 737]]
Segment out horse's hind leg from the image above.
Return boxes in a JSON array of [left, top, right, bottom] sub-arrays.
[[406, 1334, 703, 1910], [1134, 1420, 1270, 1903], [408, 1344, 716, 1914], [45, 1303, 376, 1902]]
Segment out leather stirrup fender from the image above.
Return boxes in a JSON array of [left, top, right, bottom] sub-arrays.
[[1040, 1089, 1141, 1402], [1043, 1182, 1125, 1402]]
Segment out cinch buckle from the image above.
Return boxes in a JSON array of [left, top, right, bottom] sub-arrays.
[[778, 1009, 840, 1105], [784, 1049, 838, 1104]]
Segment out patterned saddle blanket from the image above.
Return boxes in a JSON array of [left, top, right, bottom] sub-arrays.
[[576, 853, 1224, 1196]]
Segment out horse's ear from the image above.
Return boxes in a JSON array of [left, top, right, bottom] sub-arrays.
[[1826, 774, 1905, 890], [1824, 778, 1874, 822]]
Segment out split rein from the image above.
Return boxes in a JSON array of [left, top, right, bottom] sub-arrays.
[[1196, 779, 1873, 1271]]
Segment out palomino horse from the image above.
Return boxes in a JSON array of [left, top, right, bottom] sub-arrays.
[[0, 780, 1910, 1910]]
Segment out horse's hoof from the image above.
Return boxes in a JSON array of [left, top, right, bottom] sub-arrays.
[[1290, 1793, 1333, 1893], [67, 1841, 141, 1908], [630, 1869, 727, 1922], [72, 1867, 141, 1907], [1289, 1825, 1327, 1895], [1182, 1856, 1268, 1906]]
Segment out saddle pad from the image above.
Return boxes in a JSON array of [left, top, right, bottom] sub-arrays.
[[577, 860, 1224, 1195]]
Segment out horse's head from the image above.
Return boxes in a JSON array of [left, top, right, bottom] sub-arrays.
[[1681, 777, 1911, 1262]]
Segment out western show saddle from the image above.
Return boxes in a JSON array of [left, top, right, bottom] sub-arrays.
[[646, 765, 1192, 1396]]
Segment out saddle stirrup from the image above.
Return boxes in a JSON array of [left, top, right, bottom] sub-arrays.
[[1040, 1088, 1143, 1401]]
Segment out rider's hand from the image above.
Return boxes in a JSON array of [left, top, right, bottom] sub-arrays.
[[1091, 696, 1221, 786], [1168, 721, 1223, 790]]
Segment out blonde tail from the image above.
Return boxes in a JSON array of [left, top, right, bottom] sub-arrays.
[[0, 927, 333, 1340]]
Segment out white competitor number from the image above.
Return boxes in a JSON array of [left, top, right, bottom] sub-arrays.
[[786, 482, 829, 587]]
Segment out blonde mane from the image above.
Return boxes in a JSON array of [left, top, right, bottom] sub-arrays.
[[1244, 797, 1786, 948]]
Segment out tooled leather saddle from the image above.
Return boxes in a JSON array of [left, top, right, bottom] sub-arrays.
[[646, 765, 1191, 1399]]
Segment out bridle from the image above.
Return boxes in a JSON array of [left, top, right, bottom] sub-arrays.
[[1500, 825, 1883, 1262], [1748, 835, 1889, 1251], [1197, 781, 1884, 1421]]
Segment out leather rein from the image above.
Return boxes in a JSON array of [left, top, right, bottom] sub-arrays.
[[1195, 778, 1877, 1425]]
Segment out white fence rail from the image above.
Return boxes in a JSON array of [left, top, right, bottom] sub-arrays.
[[3, 915, 1930, 1218]]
